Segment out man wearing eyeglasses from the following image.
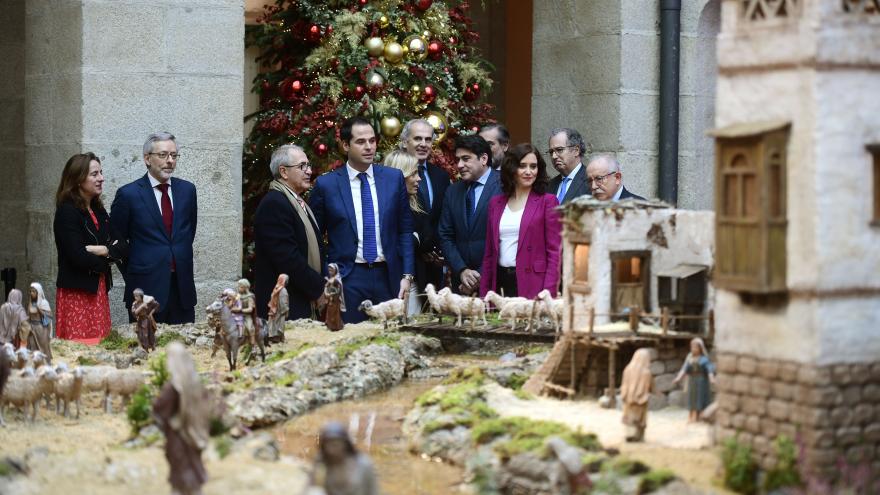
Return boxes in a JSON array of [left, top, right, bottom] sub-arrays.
[[547, 128, 591, 204], [586, 154, 645, 201], [253, 144, 325, 327], [111, 132, 198, 324]]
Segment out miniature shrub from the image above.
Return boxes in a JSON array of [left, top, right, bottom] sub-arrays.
[[149, 352, 169, 389], [763, 435, 801, 492], [126, 385, 154, 435], [473, 417, 600, 459], [513, 389, 534, 401], [505, 373, 528, 391], [607, 457, 649, 476], [581, 452, 608, 473], [214, 435, 233, 459], [442, 365, 485, 385], [638, 468, 676, 493], [155, 331, 185, 347], [274, 373, 300, 387], [721, 435, 758, 495], [99, 330, 138, 351]]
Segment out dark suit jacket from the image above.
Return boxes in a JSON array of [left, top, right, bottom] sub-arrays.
[[253, 189, 325, 320], [414, 162, 450, 288], [110, 174, 198, 310], [619, 186, 646, 201], [309, 165, 415, 290], [54, 201, 127, 293], [438, 169, 502, 280], [421, 162, 451, 232], [548, 164, 590, 204]]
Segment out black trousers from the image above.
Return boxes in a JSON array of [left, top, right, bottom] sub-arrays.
[[496, 266, 518, 298]]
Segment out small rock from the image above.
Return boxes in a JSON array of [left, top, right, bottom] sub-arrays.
[[253, 441, 280, 462], [195, 336, 212, 347], [499, 352, 517, 362], [648, 393, 668, 410]]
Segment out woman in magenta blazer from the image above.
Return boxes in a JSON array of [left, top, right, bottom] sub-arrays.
[[479, 143, 562, 299]]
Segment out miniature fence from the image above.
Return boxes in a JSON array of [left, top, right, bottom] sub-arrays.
[[580, 307, 715, 341]]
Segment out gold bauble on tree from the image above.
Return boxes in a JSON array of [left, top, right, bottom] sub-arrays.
[[364, 37, 384, 57], [380, 116, 402, 137], [378, 15, 390, 29], [403, 35, 428, 61], [425, 111, 449, 142], [383, 41, 404, 64]]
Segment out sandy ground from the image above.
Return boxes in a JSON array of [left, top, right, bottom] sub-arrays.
[[486, 383, 735, 494], [0, 321, 385, 495]]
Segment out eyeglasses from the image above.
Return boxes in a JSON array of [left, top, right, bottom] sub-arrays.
[[148, 152, 180, 160], [546, 145, 577, 156], [588, 171, 618, 186], [283, 162, 312, 171]]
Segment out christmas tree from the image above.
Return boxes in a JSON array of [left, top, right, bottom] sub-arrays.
[[242, 0, 495, 275]]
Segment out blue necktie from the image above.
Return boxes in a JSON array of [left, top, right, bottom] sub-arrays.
[[358, 172, 378, 263], [417, 164, 431, 209], [557, 176, 570, 204], [466, 182, 477, 229]]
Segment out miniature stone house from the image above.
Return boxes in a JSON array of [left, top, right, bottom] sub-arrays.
[[548, 199, 716, 406], [711, 0, 880, 477]]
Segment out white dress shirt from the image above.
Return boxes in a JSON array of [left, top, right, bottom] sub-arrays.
[[148, 173, 173, 213], [346, 163, 385, 263], [612, 184, 624, 202], [470, 166, 493, 209], [498, 204, 523, 268]]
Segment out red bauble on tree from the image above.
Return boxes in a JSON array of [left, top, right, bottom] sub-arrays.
[[428, 40, 443, 60], [315, 142, 329, 156], [413, 0, 433, 11], [307, 24, 322, 43], [423, 85, 436, 104]]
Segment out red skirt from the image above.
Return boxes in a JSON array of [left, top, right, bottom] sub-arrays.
[[56, 275, 112, 345]]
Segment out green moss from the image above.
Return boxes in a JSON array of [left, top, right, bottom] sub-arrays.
[[581, 452, 608, 473], [0, 461, 13, 477], [472, 417, 601, 459], [149, 352, 169, 389], [442, 366, 486, 385], [214, 435, 233, 459], [638, 468, 676, 493], [274, 373, 300, 387], [525, 345, 550, 355], [335, 333, 401, 361], [231, 370, 243, 380], [265, 343, 313, 364], [607, 457, 650, 476], [99, 330, 138, 351], [505, 373, 528, 391], [513, 389, 534, 401], [721, 435, 758, 495], [209, 416, 230, 437], [156, 331, 185, 347], [764, 435, 801, 492], [75, 355, 100, 366]]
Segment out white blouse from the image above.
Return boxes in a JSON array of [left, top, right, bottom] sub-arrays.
[[498, 205, 523, 268]]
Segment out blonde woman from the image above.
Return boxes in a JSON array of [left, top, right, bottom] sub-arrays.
[[384, 150, 428, 316]]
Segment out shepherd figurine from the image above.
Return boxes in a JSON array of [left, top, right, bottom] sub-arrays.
[[620, 348, 654, 442], [131, 288, 159, 352]]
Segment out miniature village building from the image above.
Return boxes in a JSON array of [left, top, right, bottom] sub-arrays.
[[709, 0, 880, 477]]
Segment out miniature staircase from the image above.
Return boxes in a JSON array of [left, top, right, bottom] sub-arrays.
[[523, 334, 591, 398]]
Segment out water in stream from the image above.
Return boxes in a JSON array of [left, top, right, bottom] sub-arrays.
[[275, 378, 463, 494]]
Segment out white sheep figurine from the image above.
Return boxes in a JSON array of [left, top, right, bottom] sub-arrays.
[[533, 289, 564, 334], [0, 366, 56, 425], [104, 369, 149, 414], [358, 299, 406, 330], [441, 291, 488, 329], [13, 347, 30, 370], [54, 366, 85, 419], [424, 284, 447, 323], [484, 290, 536, 332]]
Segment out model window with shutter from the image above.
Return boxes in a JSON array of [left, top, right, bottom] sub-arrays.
[[711, 121, 789, 294]]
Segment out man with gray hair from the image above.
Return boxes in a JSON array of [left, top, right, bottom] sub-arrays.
[[586, 154, 645, 201], [111, 132, 198, 324], [253, 144, 325, 324], [547, 127, 591, 204], [400, 119, 450, 290]]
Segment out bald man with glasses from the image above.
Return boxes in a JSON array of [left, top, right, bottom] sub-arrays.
[[586, 154, 645, 201]]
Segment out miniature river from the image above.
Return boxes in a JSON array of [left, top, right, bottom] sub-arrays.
[[274, 355, 498, 494]]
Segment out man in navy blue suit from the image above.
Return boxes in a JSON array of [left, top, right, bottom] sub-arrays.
[[111, 132, 198, 324], [309, 117, 415, 324], [438, 135, 501, 295]]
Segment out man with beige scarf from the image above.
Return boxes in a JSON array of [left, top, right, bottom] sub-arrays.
[[253, 144, 326, 321]]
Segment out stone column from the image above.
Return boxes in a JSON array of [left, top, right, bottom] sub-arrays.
[[712, 0, 880, 478], [0, 0, 27, 286], [25, 0, 244, 324]]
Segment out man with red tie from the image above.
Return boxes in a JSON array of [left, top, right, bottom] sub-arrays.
[[111, 132, 198, 324]]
